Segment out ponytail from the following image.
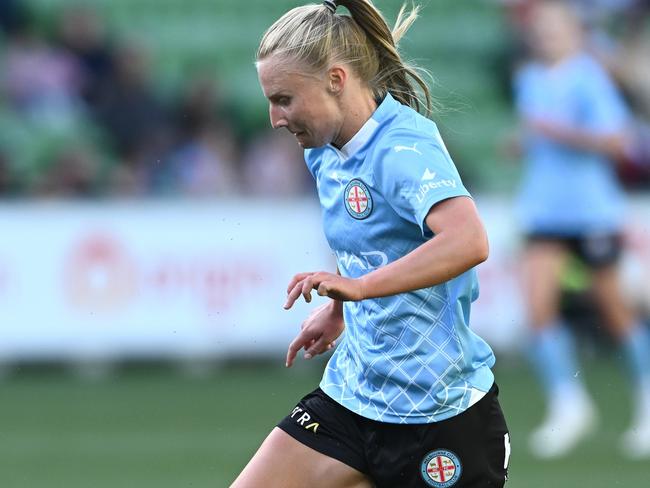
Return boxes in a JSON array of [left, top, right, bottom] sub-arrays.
[[257, 0, 432, 115], [336, 1, 432, 114]]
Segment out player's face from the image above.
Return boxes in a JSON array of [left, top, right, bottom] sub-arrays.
[[257, 57, 344, 148], [528, 3, 581, 63]]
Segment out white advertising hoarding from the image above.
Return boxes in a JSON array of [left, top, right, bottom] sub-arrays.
[[0, 197, 648, 360], [0, 200, 333, 361]]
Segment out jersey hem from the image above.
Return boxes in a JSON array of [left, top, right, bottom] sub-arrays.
[[319, 367, 495, 425]]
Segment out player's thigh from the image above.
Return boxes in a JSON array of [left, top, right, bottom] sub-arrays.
[[521, 239, 569, 325], [591, 262, 626, 304], [591, 264, 636, 337], [231, 427, 374, 488]]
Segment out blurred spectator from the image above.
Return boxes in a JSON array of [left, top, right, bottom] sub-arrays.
[[31, 144, 103, 198], [511, 0, 650, 460], [619, 119, 650, 188], [494, 0, 649, 54], [600, 7, 650, 187], [0, 151, 17, 195], [55, 4, 115, 109], [1, 13, 83, 131], [93, 41, 172, 195], [150, 74, 240, 196], [609, 29, 650, 117], [567, 0, 649, 42], [241, 129, 312, 197], [157, 122, 240, 197], [175, 73, 228, 138], [0, 0, 29, 36]]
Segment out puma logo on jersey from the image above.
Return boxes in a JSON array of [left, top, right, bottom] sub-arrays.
[[421, 168, 436, 181], [394, 143, 422, 155]]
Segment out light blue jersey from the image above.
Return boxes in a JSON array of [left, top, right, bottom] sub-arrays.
[[514, 53, 629, 235], [304, 93, 495, 424]]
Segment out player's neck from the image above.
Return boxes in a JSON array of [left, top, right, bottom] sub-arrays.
[[332, 88, 377, 149]]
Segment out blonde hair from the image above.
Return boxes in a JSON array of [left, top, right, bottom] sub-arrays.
[[256, 0, 432, 115]]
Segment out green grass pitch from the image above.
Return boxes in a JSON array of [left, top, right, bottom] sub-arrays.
[[0, 356, 647, 487]]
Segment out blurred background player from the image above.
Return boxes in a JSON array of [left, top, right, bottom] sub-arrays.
[[512, 0, 650, 459], [233, 1, 510, 486]]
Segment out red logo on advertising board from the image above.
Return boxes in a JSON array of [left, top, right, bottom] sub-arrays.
[[66, 234, 137, 312]]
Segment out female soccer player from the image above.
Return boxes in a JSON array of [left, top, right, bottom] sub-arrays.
[[232, 1, 510, 486], [514, 0, 650, 459]]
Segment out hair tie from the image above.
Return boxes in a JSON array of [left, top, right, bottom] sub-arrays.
[[323, 0, 337, 13]]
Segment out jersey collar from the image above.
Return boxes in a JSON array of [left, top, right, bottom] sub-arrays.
[[332, 92, 399, 160]]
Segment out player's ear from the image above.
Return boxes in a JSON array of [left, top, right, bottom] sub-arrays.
[[327, 65, 347, 95]]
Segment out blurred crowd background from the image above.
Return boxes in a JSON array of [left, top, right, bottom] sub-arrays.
[[0, 0, 315, 199], [1, 0, 647, 201]]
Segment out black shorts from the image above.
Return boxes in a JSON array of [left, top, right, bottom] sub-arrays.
[[278, 383, 510, 487], [526, 232, 622, 268]]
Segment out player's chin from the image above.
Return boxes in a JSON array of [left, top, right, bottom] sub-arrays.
[[299, 141, 318, 149], [295, 136, 317, 149], [291, 132, 307, 147], [290, 129, 326, 148], [297, 134, 329, 149]]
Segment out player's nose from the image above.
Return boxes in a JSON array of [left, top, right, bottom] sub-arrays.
[[269, 105, 288, 130]]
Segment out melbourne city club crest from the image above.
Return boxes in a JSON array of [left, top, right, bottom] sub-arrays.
[[420, 449, 462, 487], [344, 179, 373, 220]]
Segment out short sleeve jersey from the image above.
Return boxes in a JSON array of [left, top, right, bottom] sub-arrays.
[[304, 93, 495, 424], [514, 53, 629, 235]]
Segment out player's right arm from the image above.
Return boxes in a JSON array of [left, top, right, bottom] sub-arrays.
[[525, 118, 627, 160]]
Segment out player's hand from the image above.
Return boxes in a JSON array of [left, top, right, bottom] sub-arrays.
[[283, 271, 365, 309], [286, 301, 345, 367]]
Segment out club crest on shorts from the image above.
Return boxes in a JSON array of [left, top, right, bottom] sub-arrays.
[[420, 449, 462, 487], [344, 179, 373, 220]]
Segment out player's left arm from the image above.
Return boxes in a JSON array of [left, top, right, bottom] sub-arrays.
[[283, 196, 488, 306]]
